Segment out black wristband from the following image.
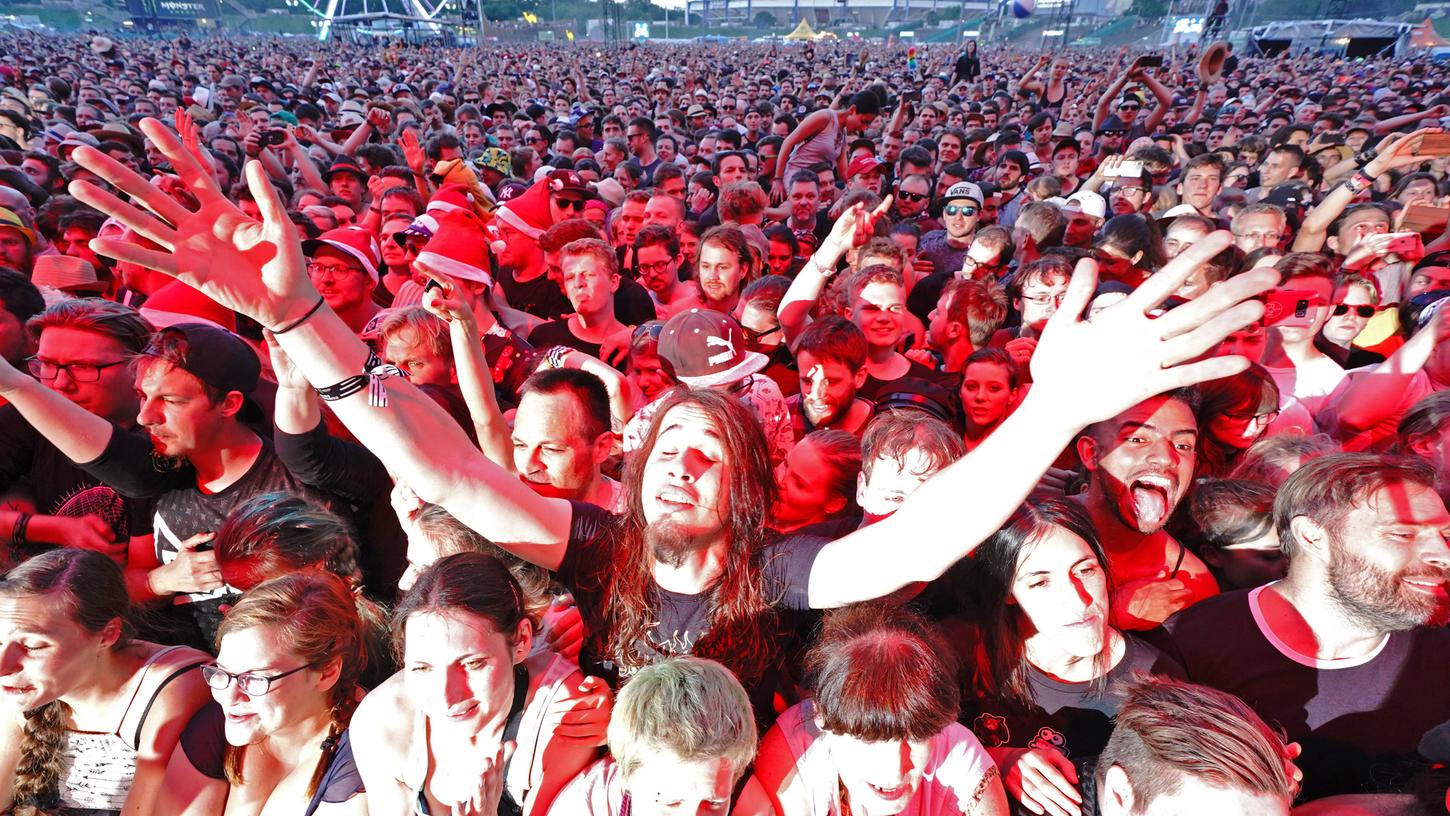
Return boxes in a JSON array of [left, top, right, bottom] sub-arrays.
[[316, 349, 404, 407], [11, 512, 31, 547], [271, 297, 325, 335]]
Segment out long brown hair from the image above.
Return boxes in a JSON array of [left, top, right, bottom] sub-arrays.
[[592, 387, 781, 684], [1, 550, 133, 816], [215, 572, 368, 798]]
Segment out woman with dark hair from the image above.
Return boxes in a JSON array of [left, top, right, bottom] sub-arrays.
[[764, 224, 801, 278], [1093, 214, 1162, 287], [772, 90, 880, 205], [1193, 364, 1283, 478], [961, 347, 1025, 453], [349, 553, 604, 816], [754, 604, 1010, 815], [0, 549, 212, 816], [955, 499, 1183, 816], [771, 429, 862, 533], [156, 572, 373, 814]]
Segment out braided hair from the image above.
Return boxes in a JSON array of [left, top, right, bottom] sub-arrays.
[[214, 572, 369, 797], [2, 550, 133, 816]]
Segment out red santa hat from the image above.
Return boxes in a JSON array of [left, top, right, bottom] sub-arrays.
[[491, 181, 553, 241], [414, 211, 495, 286], [427, 183, 479, 217], [140, 282, 237, 333]]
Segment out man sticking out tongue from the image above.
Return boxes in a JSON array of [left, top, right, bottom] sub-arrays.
[[1074, 390, 1220, 629]]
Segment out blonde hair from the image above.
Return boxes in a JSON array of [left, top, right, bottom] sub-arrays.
[[376, 306, 452, 363], [608, 657, 757, 785]]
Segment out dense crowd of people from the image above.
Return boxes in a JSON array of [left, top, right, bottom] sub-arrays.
[[1, 27, 1450, 815]]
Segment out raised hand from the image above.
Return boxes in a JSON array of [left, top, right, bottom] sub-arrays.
[[399, 128, 427, 177], [1029, 231, 1274, 428], [69, 117, 321, 331], [1366, 127, 1443, 175]]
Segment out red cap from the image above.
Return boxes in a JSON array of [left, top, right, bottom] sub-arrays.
[[303, 226, 381, 282]]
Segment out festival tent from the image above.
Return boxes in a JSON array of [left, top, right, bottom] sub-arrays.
[[784, 18, 823, 40], [1411, 18, 1450, 49], [1249, 19, 1411, 58]]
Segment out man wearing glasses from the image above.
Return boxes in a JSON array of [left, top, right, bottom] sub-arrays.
[[892, 173, 941, 233], [919, 181, 984, 280], [303, 227, 383, 338], [624, 117, 661, 187], [0, 297, 150, 562]]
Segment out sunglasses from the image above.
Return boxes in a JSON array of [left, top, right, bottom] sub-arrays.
[[898, 191, 928, 202], [944, 204, 979, 217], [1332, 304, 1377, 318], [1119, 104, 1141, 111], [555, 197, 587, 211]]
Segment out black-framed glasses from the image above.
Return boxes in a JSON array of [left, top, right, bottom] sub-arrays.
[[1332, 304, 1377, 318], [307, 260, 361, 278], [27, 357, 128, 383], [637, 259, 677, 276], [555, 197, 587, 212], [742, 324, 781, 345], [1119, 104, 1141, 111], [201, 661, 317, 696], [944, 204, 978, 217], [898, 191, 928, 202]]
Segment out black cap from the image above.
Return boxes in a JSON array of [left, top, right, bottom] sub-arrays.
[[155, 324, 260, 397]]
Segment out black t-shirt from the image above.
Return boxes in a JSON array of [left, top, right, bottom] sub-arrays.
[[907, 271, 952, 325], [0, 406, 154, 544], [556, 501, 829, 721], [82, 428, 312, 647], [497, 265, 571, 321], [964, 635, 1184, 763], [1158, 586, 1450, 799], [615, 278, 658, 327], [528, 319, 606, 363], [858, 358, 945, 404]]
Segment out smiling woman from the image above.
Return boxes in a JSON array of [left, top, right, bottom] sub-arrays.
[[0, 549, 211, 816], [155, 571, 374, 816]]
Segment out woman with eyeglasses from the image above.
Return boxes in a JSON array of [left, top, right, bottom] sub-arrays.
[[350, 553, 604, 816], [1192, 364, 1294, 479], [0, 549, 212, 816], [1317, 274, 1386, 369], [157, 572, 373, 815]]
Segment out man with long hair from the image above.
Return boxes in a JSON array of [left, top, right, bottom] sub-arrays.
[[60, 117, 1278, 721]]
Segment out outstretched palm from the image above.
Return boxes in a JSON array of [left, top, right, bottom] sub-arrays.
[[68, 116, 318, 330], [1030, 230, 1276, 426]]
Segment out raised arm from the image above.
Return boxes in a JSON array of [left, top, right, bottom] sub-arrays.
[[806, 232, 1276, 608], [771, 110, 832, 203], [1294, 129, 1437, 253], [0, 356, 116, 466], [1137, 69, 1173, 135], [1020, 55, 1050, 96], [421, 279, 514, 469], [1093, 66, 1132, 132], [70, 118, 574, 571], [778, 198, 891, 347]]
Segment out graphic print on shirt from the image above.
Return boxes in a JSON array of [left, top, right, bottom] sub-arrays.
[[972, 713, 1012, 748], [1028, 727, 1069, 757]]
